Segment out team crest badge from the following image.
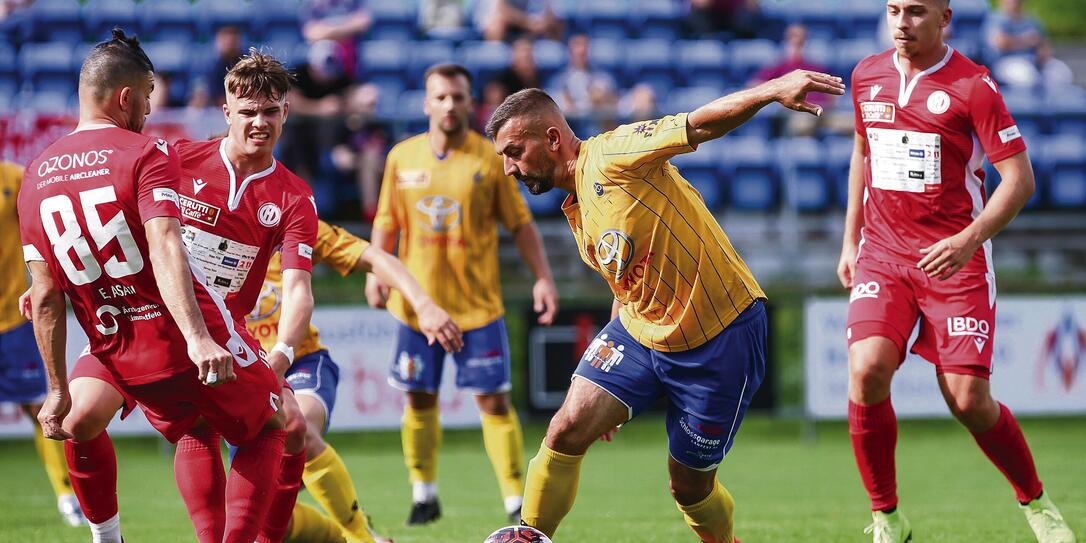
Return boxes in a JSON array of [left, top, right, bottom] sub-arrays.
[[257, 202, 282, 227], [927, 90, 950, 115]]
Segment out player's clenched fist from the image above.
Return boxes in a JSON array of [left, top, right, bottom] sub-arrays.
[[37, 391, 73, 441], [837, 244, 858, 289], [769, 69, 846, 116], [188, 337, 237, 386], [416, 299, 464, 353]]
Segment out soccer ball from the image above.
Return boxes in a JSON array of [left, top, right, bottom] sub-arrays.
[[483, 525, 553, 543]]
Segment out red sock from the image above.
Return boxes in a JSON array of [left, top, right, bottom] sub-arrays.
[[223, 428, 287, 543], [64, 431, 118, 524], [174, 427, 226, 543], [849, 397, 898, 511], [256, 451, 307, 543], [971, 403, 1043, 503]]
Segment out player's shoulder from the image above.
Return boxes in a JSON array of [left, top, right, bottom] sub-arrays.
[[854, 49, 896, 78], [388, 133, 429, 160], [175, 138, 221, 161]]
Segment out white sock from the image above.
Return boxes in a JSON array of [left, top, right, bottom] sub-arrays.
[[412, 481, 438, 503], [504, 495, 524, 514], [89, 512, 122, 543]]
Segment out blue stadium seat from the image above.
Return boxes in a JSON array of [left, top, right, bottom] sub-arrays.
[[460, 41, 511, 84], [141, 0, 201, 43], [253, 0, 301, 44], [777, 138, 830, 211], [580, 0, 629, 41], [666, 86, 725, 115], [519, 184, 564, 217], [622, 39, 673, 87], [675, 40, 729, 87], [24, 91, 71, 113], [587, 38, 621, 73], [408, 41, 455, 88], [371, 79, 405, 117], [834, 39, 879, 81], [366, 0, 417, 41], [1045, 85, 1086, 139], [803, 40, 834, 70], [826, 136, 854, 208], [1043, 134, 1086, 209], [839, 0, 882, 40], [984, 159, 1043, 209], [202, 2, 250, 35], [636, 0, 684, 41], [533, 40, 567, 83], [30, 0, 84, 43], [729, 39, 777, 82], [20, 43, 75, 95], [0, 44, 16, 79], [720, 136, 777, 210], [396, 89, 428, 122], [82, 0, 139, 42], [360, 40, 408, 80], [142, 41, 188, 76], [684, 171, 726, 211]]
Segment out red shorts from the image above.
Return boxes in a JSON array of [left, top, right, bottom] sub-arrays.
[[845, 258, 996, 378], [71, 344, 282, 445]]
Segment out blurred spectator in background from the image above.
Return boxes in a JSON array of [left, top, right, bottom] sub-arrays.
[[420, 0, 469, 39], [984, 0, 1044, 62], [302, 0, 371, 79], [280, 40, 354, 208], [617, 83, 658, 122], [687, 0, 762, 39], [751, 24, 845, 136], [995, 40, 1074, 90], [493, 37, 542, 95], [189, 25, 244, 108], [475, 0, 562, 42], [549, 34, 617, 116], [331, 84, 391, 220], [150, 72, 173, 111], [476, 80, 507, 130]]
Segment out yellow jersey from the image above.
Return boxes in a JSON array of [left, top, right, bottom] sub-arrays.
[[0, 162, 28, 333], [374, 130, 533, 332], [245, 220, 369, 358], [563, 113, 765, 352]]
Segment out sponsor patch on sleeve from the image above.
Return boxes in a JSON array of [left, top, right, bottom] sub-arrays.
[[152, 187, 180, 206], [997, 125, 1021, 144], [298, 243, 313, 259], [22, 244, 44, 262]]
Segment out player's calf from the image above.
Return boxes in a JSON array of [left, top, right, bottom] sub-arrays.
[[668, 461, 717, 506]]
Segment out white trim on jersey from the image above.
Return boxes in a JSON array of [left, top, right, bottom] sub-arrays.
[[22, 243, 44, 262], [963, 134, 997, 308], [892, 45, 954, 107], [186, 251, 261, 367], [218, 138, 277, 212], [69, 123, 116, 135]]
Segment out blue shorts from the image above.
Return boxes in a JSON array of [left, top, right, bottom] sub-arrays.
[[388, 317, 511, 394], [573, 300, 766, 471], [285, 349, 340, 433], [0, 321, 47, 404]]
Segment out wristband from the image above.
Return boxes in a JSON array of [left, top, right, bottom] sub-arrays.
[[271, 341, 295, 364]]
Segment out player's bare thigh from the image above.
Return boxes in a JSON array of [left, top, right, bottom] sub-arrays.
[[544, 377, 628, 456], [848, 336, 901, 405], [63, 377, 125, 441]]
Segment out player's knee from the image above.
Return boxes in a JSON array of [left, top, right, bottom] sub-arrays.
[[63, 408, 109, 442], [945, 391, 995, 430], [303, 424, 326, 458], [476, 393, 510, 416], [668, 474, 714, 506], [849, 356, 895, 396], [407, 392, 438, 410], [544, 411, 592, 455], [284, 411, 308, 454]]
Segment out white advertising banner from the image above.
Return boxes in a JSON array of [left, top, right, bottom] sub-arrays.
[[805, 296, 1086, 419], [0, 307, 481, 437]]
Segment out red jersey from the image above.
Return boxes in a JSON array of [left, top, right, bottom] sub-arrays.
[[175, 139, 317, 320], [851, 47, 1027, 276], [18, 126, 259, 385]]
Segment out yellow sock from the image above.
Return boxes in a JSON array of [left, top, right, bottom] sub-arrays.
[[33, 426, 73, 497], [302, 445, 375, 543], [401, 405, 441, 486], [286, 501, 346, 543], [521, 442, 583, 538], [676, 480, 735, 543], [480, 408, 525, 503]]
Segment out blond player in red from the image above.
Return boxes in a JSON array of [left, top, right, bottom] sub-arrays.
[[839, 1, 1075, 542], [18, 29, 287, 543]]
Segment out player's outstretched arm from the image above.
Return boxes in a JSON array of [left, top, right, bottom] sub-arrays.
[[145, 217, 235, 386], [271, 269, 315, 378], [26, 262, 72, 440], [838, 133, 868, 289], [686, 69, 846, 147], [356, 246, 464, 353], [918, 151, 1035, 280], [513, 222, 558, 325]]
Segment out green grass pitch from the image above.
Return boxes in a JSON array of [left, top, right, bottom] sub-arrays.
[[1, 415, 1083, 542]]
